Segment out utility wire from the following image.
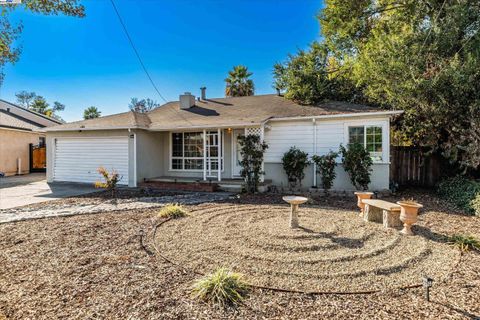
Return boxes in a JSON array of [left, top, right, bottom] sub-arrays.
[[110, 0, 168, 103], [418, 0, 447, 55]]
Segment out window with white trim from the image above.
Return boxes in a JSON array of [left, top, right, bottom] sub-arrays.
[[171, 131, 224, 171], [348, 125, 383, 162]]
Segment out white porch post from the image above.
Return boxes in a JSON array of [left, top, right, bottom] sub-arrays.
[[217, 128, 221, 181], [260, 124, 265, 183], [312, 118, 317, 188], [203, 129, 207, 181]]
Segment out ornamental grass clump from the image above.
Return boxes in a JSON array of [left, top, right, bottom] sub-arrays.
[[448, 234, 480, 252], [158, 203, 188, 219], [192, 267, 249, 308]]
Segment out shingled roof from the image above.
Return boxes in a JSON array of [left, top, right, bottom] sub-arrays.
[[46, 94, 395, 131]]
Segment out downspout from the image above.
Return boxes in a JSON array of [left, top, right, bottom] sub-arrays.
[[312, 118, 317, 188], [203, 129, 207, 181], [128, 128, 137, 187], [217, 128, 221, 181], [260, 123, 265, 183]]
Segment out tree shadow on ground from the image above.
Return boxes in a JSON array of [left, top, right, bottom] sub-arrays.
[[413, 225, 449, 244], [431, 301, 480, 319], [298, 226, 364, 249]]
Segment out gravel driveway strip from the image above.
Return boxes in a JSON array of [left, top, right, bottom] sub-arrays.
[[0, 192, 233, 224]]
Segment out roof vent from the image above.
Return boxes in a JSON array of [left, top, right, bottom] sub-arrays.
[[200, 87, 206, 100], [180, 92, 195, 109]]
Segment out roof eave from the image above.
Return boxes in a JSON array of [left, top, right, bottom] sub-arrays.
[[264, 110, 404, 123], [45, 125, 148, 132], [147, 122, 262, 131]]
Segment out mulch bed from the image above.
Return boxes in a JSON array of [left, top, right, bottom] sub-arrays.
[[153, 203, 459, 293], [0, 189, 479, 319]]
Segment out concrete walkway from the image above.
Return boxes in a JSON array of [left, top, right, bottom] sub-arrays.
[[0, 192, 232, 224], [0, 174, 98, 210]]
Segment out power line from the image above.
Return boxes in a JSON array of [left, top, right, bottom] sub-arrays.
[[110, 0, 168, 103], [418, 0, 447, 55]]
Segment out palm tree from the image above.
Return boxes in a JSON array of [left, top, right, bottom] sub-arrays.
[[83, 106, 101, 120], [225, 65, 255, 97]]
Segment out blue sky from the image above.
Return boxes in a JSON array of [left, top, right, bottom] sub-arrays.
[[0, 0, 322, 122]]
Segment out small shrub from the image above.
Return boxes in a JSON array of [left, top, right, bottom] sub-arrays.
[[192, 267, 249, 308], [312, 151, 338, 192], [282, 147, 310, 190], [471, 194, 480, 217], [158, 203, 188, 219], [448, 234, 480, 252], [437, 176, 480, 215], [238, 134, 268, 194], [94, 167, 120, 197], [339, 143, 373, 190]]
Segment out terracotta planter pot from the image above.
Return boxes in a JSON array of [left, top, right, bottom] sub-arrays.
[[397, 201, 423, 235], [354, 192, 374, 217]]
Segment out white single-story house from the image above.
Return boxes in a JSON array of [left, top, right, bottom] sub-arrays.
[[44, 91, 402, 191]]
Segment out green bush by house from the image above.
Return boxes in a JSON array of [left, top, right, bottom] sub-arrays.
[[437, 176, 480, 216]]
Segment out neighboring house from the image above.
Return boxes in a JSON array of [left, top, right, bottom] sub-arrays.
[[0, 99, 62, 176], [45, 91, 402, 191]]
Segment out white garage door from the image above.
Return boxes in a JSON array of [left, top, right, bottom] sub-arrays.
[[53, 137, 129, 185]]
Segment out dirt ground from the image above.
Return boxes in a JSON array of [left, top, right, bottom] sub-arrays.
[[0, 189, 479, 319]]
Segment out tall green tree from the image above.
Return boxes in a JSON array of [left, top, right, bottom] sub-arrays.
[[1, 0, 85, 84], [128, 98, 159, 113], [273, 42, 363, 105], [30, 96, 50, 115], [83, 106, 101, 120], [15, 90, 36, 108], [276, 0, 480, 171], [225, 65, 255, 97], [28, 95, 65, 121], [319, 0, 480, 171]]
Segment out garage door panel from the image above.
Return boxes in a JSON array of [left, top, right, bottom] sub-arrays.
[[53, 137, 129, 185]]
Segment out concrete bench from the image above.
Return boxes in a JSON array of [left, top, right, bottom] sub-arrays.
[[362, 199, 402, 228]]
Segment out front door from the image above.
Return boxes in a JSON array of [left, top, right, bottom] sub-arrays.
[[205, 131, 221, 178], [232, 129, 243, 177]]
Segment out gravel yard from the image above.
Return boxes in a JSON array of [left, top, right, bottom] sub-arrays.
[[0, 190, 479, 319]]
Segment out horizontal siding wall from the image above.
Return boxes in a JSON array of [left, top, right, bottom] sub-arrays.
[[264, 117, 390, 163], [264, 122, 314, 162], [263, 117, 391, 191]]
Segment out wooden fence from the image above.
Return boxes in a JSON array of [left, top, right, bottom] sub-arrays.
[[29, 143, 46, 173], [390, 146, 443, 188]]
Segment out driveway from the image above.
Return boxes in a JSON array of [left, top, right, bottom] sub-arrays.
[[0, 173, 98, 210]]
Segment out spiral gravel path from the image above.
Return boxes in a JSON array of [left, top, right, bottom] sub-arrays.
[[154, 203, 460, 292]]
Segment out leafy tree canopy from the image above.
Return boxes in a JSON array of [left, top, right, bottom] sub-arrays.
[[128, 98, 160, 113], [225, 65, 255, 97], [275, 0, 480, 172], [273, 42, 364, 105], [1, 0, 85, 84], [83, 106, 101, 120], [21, 93, 65, 121]]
